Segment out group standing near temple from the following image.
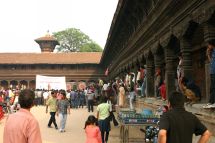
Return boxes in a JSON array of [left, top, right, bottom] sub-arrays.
[[0, 39, 215, 143]]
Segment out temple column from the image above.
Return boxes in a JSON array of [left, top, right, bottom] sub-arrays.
[[152, 47, 163, 71], [203, 22, 215, 42], [151, 44, 164, 98], [203, 22, 215, 101], [180, 37, 193, 78], [154, 55, 163, 71], [162, 40, 176, 97], [144, 51, 155, 97], [165, 47, 176, 96]]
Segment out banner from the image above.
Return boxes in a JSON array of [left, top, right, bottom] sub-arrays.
[[36, 75, 66, 90]]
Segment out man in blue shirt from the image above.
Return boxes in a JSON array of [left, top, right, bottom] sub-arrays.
[[204, 39, 215, 108]]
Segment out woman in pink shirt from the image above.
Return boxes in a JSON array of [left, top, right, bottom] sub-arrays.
[[84, 115, 102, 143]]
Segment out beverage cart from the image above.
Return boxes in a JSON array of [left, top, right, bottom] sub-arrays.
[[118, 108, 159, 143]]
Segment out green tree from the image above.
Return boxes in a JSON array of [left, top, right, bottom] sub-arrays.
[[53, 28, 102, 52], [80, 43, 103, 52]]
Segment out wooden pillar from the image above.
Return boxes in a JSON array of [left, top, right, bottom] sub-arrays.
[[203, 22, 215, 42], [180, 37, 193, 78], [145, 52, 155, 97], [203, 22, 215, 101]]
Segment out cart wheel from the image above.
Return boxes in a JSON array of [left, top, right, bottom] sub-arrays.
[[120, 126, 124, 143], [124, 128, 129, 143]]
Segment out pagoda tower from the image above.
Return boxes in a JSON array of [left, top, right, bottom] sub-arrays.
[[35, 32, 59, 52]]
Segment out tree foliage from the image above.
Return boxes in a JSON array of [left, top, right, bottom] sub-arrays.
[[80, 43, 102, 52], [53, 28, 102, 52]]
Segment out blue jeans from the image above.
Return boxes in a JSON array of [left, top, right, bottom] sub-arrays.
[[141, 82, 146, 97], [59, 113, 67, 130], [209, 74, 215, 104]]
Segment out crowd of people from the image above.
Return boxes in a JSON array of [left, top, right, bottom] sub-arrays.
[[1, 39, 215, 143]]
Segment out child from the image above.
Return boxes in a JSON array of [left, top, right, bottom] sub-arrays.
[[84, 115, 102, 143], [159, 80, 166, 101]]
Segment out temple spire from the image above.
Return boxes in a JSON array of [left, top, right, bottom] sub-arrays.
[[35, 32, 59, 53]]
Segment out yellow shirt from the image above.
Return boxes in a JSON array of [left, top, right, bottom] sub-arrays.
[[97, 103, 110, 120], [46, 97, 57, 112]]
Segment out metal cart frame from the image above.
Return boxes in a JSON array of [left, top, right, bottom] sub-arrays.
[[119, 119, 158, 143]]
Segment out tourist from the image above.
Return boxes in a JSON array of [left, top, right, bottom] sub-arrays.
[[37, 89, 43, 105], [107, 95, 118, 126], [74, 90, 80, 108], [179, 77, 200, 105], [10, 90, 20, 112], [84, 87, 88, 107], [56, 90, 62, 100], [159, 80, 166, 101], [46, 90, 58, 129], [177, 52, 184, 82], [118, 82, 125, 107], [43, 90, 49, 105], [141, 65, 147, 97], [79, 89, 85, 108], [70, 89, 77, 108], [97, 97, 111, 143], [112, 78, 119, 105], [0, 92, 4, 121], [158, 91, 211, 143], [102, 81, 108, 97], [129, 74, 135, 110], [84, 115, 102, 143], [98, 78, 104, 96], [86, 89, 95, 112], [3, 89, 42, 143], [155, 69, 162, 98], [57, 91, 70, 132], [66, 90, 71, 104], [204, 39, 215, 108]]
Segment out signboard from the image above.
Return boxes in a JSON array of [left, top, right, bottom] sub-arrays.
[[36, 75, 66, 90]]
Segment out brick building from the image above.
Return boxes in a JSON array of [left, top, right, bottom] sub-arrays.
[[0, 34, 105, 89]]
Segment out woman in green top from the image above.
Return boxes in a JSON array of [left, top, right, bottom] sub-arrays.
[[96, 97, 110, 143]]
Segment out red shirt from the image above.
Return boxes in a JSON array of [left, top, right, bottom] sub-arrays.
[[140, 69, 145, 80], [160, 83, 166, 100]]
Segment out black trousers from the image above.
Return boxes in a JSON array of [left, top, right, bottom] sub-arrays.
[[88, 100, 94, 112], [48, 112, 58, 128], [209, 74, 215, 104], [101, 131, 109, 143]]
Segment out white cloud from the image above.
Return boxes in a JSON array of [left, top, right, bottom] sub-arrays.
[[0, 0, 118, 52]]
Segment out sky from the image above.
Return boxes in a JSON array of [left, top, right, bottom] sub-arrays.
[[0, 0, 118, 53]]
